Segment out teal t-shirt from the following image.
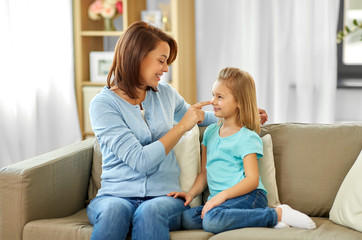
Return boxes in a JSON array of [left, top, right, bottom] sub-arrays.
[[202, 123, 266, 201]]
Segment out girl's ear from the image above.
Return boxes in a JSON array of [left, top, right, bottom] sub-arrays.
[[236, 102, 242, 111]]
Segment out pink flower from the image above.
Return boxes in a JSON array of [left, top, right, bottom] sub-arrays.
[[116, 1, 123, 14], [89, 0, 103, 14], [88, 0, 123, 20], [100, 4, 116, 18]]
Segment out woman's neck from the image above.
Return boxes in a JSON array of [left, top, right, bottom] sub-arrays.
[[111, 86, 146, 106]]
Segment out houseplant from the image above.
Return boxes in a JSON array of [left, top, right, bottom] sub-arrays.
[[337, 19, 362, 43], [88, 0, 123, 31]]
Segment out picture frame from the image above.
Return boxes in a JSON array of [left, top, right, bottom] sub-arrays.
[[141, 10, 163, 28], [89, 51, 114, 83]]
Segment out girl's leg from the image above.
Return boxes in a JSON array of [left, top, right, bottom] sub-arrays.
[[202, 190, 278, 234], [181, 205, 204, 230], [132, 196, 188, 240], [87, 196, 136, 240]]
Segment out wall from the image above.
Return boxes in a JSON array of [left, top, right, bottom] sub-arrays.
[[335, 88, 362, 122]]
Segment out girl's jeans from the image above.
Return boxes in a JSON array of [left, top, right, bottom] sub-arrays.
[[87, 195, 188, 240], [182, 189, 278, 234]]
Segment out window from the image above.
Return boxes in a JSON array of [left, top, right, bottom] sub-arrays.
[[337, 0, 362, 88]]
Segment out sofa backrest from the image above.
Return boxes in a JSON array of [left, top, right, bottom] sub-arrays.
[[88, 123, 362, 218], [260, 123, 362, 217]]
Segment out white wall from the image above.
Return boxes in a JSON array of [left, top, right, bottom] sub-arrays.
[[335, 89, 362, 122]]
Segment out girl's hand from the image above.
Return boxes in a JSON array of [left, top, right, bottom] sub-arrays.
[[201, 192, 227, 219], [167, 191, 195, 206]]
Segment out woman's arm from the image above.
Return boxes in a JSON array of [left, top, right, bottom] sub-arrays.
[[201, 153, 259, 218], [168, 144, 208, 206], [90, 91, 210, 172]]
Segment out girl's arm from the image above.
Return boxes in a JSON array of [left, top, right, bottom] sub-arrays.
[[168, 144, 208, 206], [201, 153, 259, 218], [219, 153, 260, 199]]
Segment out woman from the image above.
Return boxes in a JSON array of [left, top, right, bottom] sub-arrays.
[[87, 21, 268, 240]]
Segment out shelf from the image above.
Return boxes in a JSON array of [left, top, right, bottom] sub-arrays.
[[81, 31, 124, 37], [81, 30, 173, 37], [82, 81, 107, 87]]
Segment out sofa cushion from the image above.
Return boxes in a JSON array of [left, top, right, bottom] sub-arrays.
[[23, 209, 92, 240], [170, 230, 214, 240], [174, 125, 202, 207], [208, 217, 362, 240], [329, 150, 362, 232], [259, 134, 280, 208], [23, 209, 214, 240], [260, 123, 362, 217]]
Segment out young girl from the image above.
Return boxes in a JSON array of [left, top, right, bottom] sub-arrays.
[[168, 67, 316, 233]]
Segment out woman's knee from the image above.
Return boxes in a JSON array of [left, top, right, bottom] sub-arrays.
[[135, 199, 164, 220], [133, 196, 186, 230], [88, 197, 134, 225]]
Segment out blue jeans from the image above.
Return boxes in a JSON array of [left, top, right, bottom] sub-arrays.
[[87, 195, 188, 240], [182, 189, 278, 234]]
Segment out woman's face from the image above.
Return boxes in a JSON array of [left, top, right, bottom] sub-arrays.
[[139, 41, 170, 89]]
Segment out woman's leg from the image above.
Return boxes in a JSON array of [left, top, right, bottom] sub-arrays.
[[87, 196, 136, 240], [202, 190, 278, 234], [181, 205, 204, 230], [132, 196, 188, 240]]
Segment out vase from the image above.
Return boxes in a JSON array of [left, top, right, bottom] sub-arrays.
[[103, 18, 115, 31]]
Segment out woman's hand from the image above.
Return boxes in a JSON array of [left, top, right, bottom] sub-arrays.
[[201, 192, 227, 219], [258, 108, 268, 125], [179, 101, 211, 131], [167, 191, 195, 206], [159, 101, 211, 155]]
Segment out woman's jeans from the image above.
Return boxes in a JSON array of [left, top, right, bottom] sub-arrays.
[[182, 189, 278, 234], [87, 195, 188, 240]]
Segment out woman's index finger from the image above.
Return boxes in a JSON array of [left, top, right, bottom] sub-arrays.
[[193, 101, 211, 108]]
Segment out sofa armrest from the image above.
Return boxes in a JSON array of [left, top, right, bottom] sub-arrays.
[[0, 138, 94, 240]]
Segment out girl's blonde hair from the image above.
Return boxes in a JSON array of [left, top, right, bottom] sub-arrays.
[[217, 67, 260, 133]]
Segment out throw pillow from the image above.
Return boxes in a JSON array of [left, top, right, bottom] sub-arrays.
[[259, 134, 281, 208], [174, 125, 202, 207], [329, 150, 362, 232]]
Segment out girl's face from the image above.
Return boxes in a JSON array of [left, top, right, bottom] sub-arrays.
[[139, 41, 170, 89], [211, 80, 239, 119]]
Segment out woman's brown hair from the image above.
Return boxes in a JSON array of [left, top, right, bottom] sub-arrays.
[[107, 21, 177, 99], [217, 67, 260, 133]]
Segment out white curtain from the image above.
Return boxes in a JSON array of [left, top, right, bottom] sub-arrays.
[[0, 0, 81, 168], [196, 0, 340, 123]]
